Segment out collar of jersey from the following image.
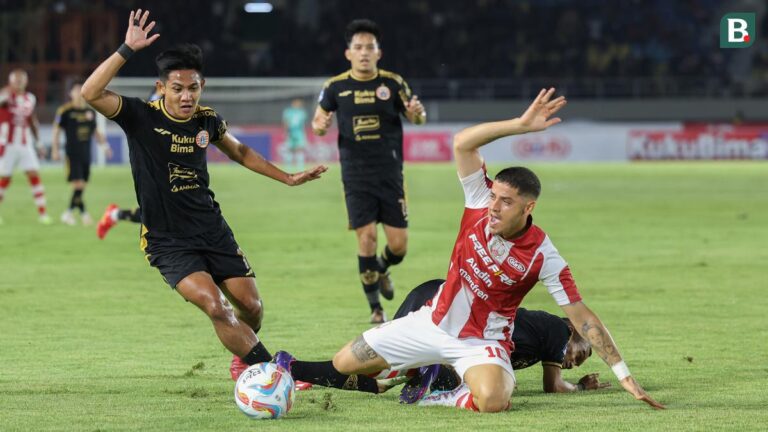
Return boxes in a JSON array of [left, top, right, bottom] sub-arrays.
[[160, 98, 193, 123], [349, 69, 379, 82]]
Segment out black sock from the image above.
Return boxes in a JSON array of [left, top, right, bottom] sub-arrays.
[[119, 208, 142, 223], [72, 189, 84, 213], [242, 341, 272, 365], [378, 245, 405, 273], [291, 360, 379, 394], [359, 255, 381, 310]]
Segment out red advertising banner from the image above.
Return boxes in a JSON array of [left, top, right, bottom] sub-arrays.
[[402, 131, 453, 162]]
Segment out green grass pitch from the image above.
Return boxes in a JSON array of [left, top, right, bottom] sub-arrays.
[[1, 162, 766, 431]]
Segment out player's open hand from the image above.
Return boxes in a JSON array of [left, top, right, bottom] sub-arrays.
[[518, 88, 566, 133], [125, 9, 160, 51], [578, 373, 611, 391], [620, 376, 666, 410], [286, 165, 328, 186]]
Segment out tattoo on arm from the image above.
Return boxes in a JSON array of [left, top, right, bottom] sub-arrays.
[[350, 336, 379, 363], [580, 320, 621, 365]]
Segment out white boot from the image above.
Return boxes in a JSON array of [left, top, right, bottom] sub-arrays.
[[418, 383, 475, 409]]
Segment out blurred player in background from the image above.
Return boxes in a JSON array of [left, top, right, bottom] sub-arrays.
[[0, 69, 51, 224], [52, 80, 112, 226], [81, 9, 327, 381], [282, 98, 308, 171], [312, 19, 427, 323]]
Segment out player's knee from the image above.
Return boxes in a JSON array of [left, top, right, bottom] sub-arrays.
[[331, 350, 356, 375], [358, 234, 377, 252], [473, 391, 511, 413], [471, 384, 512, 413], [201, 296, 236, 324], [239, 298, 264, 324]]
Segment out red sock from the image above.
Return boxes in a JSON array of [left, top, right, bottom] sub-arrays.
[[0, 177, 10, 203], [458, 392, 480, 411], [27, 175, 47, 215]]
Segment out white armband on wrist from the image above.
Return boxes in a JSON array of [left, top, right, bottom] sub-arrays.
[[611, 361, 631, 381]]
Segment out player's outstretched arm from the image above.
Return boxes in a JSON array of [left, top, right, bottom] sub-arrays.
[[215, 132, 328, 186], [453, 87, 566, 178], [561, 301, 665, 409], [311, 107, 333, 136], [82, 9, 159, 117]]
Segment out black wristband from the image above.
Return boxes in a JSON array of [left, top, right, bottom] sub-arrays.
[[116, 43, 134, 60]]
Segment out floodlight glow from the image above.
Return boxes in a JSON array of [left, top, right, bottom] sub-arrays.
[[244, 2, 273, 13]]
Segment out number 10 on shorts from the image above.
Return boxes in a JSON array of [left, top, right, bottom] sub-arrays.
[[485, 346, 509, 362]]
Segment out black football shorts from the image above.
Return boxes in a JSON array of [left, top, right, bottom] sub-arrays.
[[141, 220, 255, 288], [343, 175, 408, 229]]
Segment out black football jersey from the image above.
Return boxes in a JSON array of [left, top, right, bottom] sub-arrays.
[[318, 69, 412, 180], [55, 103, 98, 158], [108, 96, 228, 236]]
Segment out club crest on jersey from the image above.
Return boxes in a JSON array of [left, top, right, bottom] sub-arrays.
[[195, 130, 210, 148], [376, 84, 391, 101], [506, 256, 526, 272], [488, 236, 511, 263]]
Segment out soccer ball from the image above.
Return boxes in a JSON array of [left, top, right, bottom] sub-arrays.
[[234, 362, 295, 419]]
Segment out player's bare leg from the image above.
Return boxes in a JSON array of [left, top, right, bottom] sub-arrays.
[[379, 224, 407, 301], [332, 335, 391, 375], [177, 272, 260, 356], [420, 364, 514, 412], [217, 276, 272, 380], [176, 271, 271, 379], [218, 277, 264, 334], [355, 222, 385, 323]]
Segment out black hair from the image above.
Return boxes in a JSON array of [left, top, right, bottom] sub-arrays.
[[344, 19, 380, 45], [155, 44, 204, 80], [494, 167, 541, 199]]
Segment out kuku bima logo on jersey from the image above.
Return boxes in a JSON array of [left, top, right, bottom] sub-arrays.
[[720, 13, 755, 48]]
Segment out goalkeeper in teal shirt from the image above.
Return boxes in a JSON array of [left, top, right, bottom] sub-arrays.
[[282, 98, 308, 170]]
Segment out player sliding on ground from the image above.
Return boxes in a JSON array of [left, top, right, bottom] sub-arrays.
[[82, 9, 326, 381], [274, 88, 664, 411]]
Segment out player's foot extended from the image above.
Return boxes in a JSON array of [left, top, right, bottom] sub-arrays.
[[370, 307, 387, 324], [229, 355, 249, 381], [400, 364, 441, 404], [60, 211, 76, 226], [38, 214, 52, 225], [273, 350, 296, 372], [81, 212, 93, 226], [379, 271, 395, 300], [97, 204, 118, 239]]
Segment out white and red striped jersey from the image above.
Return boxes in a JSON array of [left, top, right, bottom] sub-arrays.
[[429, 167, 581, 354], [0, 91, 36, 146]]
